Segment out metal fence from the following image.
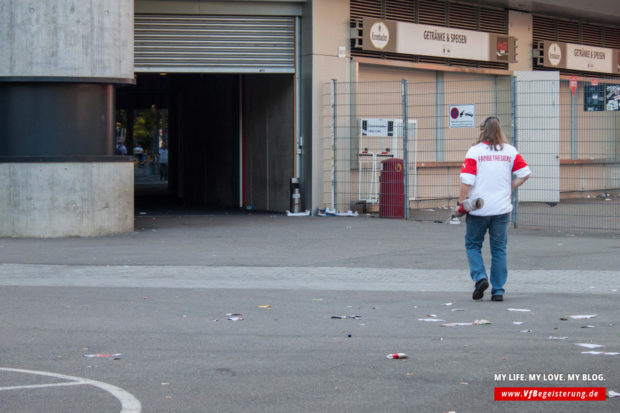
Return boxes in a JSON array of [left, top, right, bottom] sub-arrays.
[[321, 76, 620, 232]]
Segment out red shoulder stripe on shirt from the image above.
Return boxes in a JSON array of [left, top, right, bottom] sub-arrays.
[[461, 158, 477, 175], [512, 153, 528, 172]]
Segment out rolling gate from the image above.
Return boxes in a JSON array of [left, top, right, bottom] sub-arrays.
[[121, 13, 298, 212]]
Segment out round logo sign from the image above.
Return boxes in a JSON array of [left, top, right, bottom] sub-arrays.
[[548, 43, 562, 67], [450, 107, 460, 119], [369, 22, 389, 50]]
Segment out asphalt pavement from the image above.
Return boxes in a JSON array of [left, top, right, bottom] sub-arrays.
[[0, 210, 618, 412]]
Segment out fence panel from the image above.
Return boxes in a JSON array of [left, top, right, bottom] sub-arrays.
[[321, 76, 620, 232]]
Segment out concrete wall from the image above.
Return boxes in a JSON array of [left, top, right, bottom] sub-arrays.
[[0, 162, 134, 237], [308, 0, 351, 213], [0, 0, 133, 79]]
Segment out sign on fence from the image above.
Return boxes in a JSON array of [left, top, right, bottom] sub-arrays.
[[449, 104, 476, 128]]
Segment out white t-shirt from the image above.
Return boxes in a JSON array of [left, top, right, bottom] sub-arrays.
[[460, 141, 531, 216]]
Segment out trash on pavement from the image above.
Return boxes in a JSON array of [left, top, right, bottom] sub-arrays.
[[83, 353, 121, 359], [312, 298, 323, 301], [512, 322, 524, 325], [227, 317, 243, 321], [580, 325, 596, 328], [506, 308, 531, 312], [520, 329, 532, 333], [440, 320, 491, 326], [451, 308, 465, 312], [441, 322, 475, 327], [581, 351, 619, 356], [226, 313, 244, 321], [317, 207, 359, 217], [575, 343, 604, 349], [473, 319, 491, 325], [442, 303, 453, 306], [286, 210, 311, 216], [258, 305, 271, 309], [386, 353, 408, 359], [548, 336, 568, 340], [418, 318, 445, 322], [570, 314, 597, 319], [331, 315, 362, 320]]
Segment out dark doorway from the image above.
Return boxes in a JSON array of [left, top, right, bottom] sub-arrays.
[[116, 73, 294, 214]]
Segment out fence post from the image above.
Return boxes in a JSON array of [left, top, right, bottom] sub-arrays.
[[330, 79, 336, 210], [402, 79, 409, 220], [511, 75, 518, 228]]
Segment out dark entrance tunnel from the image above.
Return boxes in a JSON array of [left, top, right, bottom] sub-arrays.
[[116, 73, 294, 215]]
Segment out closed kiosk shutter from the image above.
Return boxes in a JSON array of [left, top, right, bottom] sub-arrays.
[[134, 14, 295, 73]]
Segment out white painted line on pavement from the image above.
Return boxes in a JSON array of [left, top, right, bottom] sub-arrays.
[[0, 368, 141, 413]]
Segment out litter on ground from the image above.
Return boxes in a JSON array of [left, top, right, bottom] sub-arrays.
[[83, 353, 121, 360], [569, 314, 597, 319], [581, 351, 619, 356], [441, 320, 491, 327], [286, 210, 311, 216], [575, 343, 604, 349], [506, 308, 531, 312], [317, 207, 358, 217]]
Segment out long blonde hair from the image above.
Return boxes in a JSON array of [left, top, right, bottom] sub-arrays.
[[477, 116, 508, 150]]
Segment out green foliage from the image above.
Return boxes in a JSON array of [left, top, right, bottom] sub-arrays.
[[133, 106, 161, 150]]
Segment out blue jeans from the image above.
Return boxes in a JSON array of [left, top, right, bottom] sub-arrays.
[[465, 213, 510, 296]]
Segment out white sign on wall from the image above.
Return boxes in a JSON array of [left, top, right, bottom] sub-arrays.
[[449, 105, 476, 128], [566, 44, 613, 73], [361, 118, 390, 136], [398, 24, 489, 61]]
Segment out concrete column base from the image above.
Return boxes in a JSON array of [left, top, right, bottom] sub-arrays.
[[0, 161, 134, 238]]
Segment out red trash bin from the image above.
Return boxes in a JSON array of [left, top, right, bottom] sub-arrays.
[[379, 158, 404, 218]]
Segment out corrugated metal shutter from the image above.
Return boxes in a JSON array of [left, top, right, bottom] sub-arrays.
[[478, 8, 506, 35], [134, 14, 295, 73], [385, 0, 415, 23], [557, 20, 579, 43], [532, 16, 556, 42], [581, 24, 602, 46], [418, 0, 446, 26], [350, 0, 382, 19], [603, 27, 620, 49], [448, 3, 478, 31]]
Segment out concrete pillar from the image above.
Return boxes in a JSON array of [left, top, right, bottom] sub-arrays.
[[0, 0, 135, 237], [508, 10, 533, 72], [304, 0, 351, 213]]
